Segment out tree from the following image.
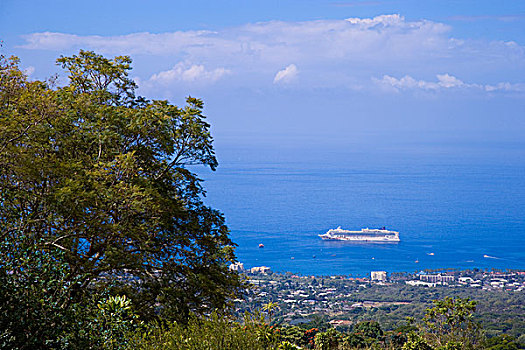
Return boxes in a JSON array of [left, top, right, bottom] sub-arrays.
[[0, 51, 242, 324], [262, 301, 279, 325], [422, 297, 482, 349], [402, 332, 433, 350], [483, 335, 521, 350], [0, 235, 85, 349], [314, 328, 341, 350], [354, 320, 384, 340]]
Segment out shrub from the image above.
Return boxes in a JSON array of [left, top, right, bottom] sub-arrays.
[[126, 312, 280, 350]]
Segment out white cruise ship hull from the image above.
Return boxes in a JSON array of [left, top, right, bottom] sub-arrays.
[[319, 227, 400, 242]]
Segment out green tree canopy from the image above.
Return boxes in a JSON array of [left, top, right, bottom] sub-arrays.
[[0, 50, 242, 322], [423, 297, 482, 349]]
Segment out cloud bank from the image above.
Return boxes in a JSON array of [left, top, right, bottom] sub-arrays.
[[21, 14, 453, 62], [20, 14, 525, 94], [376, 74, 525, 93], [147, 62, 230, 85]]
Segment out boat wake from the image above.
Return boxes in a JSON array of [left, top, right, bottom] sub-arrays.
[[483, 254, 501, 260]]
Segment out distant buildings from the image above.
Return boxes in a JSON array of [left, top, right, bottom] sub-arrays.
[[329, 319, 353, 327], [228, 263, 272, 274], [250, 266, 271, 274], [371, 271, 387, 282], [229, 262, 245, 272], [419, 274, 454, 284], [403, 273, 455, 287], [406, 280, 436, 287]]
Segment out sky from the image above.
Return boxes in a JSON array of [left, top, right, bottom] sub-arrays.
[[1, 0, 524, 156]]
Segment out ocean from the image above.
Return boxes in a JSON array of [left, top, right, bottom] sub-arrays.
[[197, 141, 525, 276]]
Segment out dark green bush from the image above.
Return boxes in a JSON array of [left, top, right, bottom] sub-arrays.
[[0, 236, 141, 349]]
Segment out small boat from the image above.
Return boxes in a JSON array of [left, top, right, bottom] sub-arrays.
[[415, 259, 420, 263], [427, 252, 434, 256], [258, 243, 264, 248]]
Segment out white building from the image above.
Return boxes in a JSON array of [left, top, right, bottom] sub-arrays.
[[371, 271, 387, 282], [406, 280, 436, 287], [229, 262, 244, 272], [250, 266, 271, 274], [419, 274, 454, 284]]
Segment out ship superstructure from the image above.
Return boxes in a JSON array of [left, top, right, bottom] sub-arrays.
[[319, 227, 400, 242]]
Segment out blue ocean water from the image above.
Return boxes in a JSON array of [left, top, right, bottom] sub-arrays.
[[197, 143, 525, 276]]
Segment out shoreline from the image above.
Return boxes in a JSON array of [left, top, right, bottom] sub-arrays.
[[232, 262, 525, 282]]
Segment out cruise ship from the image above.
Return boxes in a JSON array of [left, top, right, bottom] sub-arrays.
[[319, 227, 400, 242]]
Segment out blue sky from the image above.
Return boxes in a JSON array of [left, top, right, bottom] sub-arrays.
[[1, 0, 524, 154]]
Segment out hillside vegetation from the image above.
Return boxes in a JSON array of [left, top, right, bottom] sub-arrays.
[[1, 51, 523, 349]]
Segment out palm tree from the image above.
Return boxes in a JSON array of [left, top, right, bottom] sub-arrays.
[[262, 301, 279, 325]]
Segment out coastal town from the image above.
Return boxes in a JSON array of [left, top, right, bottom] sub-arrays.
[[231, 262, 525, 338]]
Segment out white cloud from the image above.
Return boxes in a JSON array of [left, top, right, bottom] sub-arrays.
[[273, 64, 298, 84], [23, 66, 35, 77], [345, 13, 405, 26], [147, 62, 230, 85], [375, 74, 524, 93], [20, 31, 218, 55], [484, 82, 525, 92], [436, 74, 464, 88], [17, 14, 455, 64], [19, 15, 525, 92]]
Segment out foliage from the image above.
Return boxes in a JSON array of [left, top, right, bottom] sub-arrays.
[[0, 50, 242, 325], [298, 315, 331, 331], [422, 297, 481, 349], [402, 333, 432, 350], [0, 235, 83, 349], [93, 295, 141, 350], [303, 328, 320, 348], [354, 321, 384, 340], [0, 233, 139, 349], [127, 312, 281, 350], [127, 313, 525, 350], [342, 333, 367, 349], [277, 341, 301, 350], [483, 335, 522, 350], [314, 328, 342, 350], [278, 326, 309, 347], [387, 321, 419, 348], [436, 341, 463, 350], [263, 301, 280, 325]]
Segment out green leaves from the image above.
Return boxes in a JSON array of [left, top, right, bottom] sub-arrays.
[[57, 50, 137, 105], [421, 297, 482, 349], [0, 236, 86, 349], [1, 50, 242, 333]]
